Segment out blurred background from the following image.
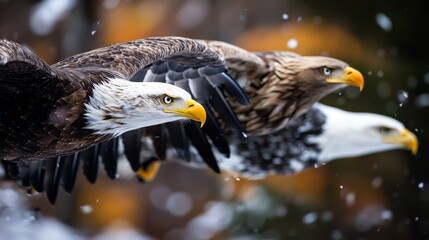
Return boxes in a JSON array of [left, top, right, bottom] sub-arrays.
[[0, 0, 428, 239]]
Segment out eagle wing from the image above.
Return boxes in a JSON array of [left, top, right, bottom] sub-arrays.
[[0, 40, 83, 160], [1, 37, 252, 203], [53, 37, 249, 173], [78, 40, 265, 184], [68, 37, 249, 180]]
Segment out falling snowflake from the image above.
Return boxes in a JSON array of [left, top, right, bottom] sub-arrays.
[[287, 38, 298, 49]]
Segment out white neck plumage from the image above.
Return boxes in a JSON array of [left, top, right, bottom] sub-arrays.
[[313, 104, 407, 162], [83, 78, 185, 136]]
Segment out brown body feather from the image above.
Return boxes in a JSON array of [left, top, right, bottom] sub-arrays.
[[201, 41, 358, 135]]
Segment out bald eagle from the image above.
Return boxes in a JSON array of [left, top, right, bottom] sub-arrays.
[[0, 37, 249, 174], [191, 103, 418, 178]]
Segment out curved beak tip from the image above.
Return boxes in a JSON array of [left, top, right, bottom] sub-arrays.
[[383, 129, 418, 155], [411, 140, 419, 155], [325, 66, 364, 91], [346, 66, 365, 92], [402, 129, 419, 155], [200, 116, 206, 128], [186, 99, 207, 128]]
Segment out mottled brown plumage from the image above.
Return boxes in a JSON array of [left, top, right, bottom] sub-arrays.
[[0, 37, 245, 162], [200, 40, 364, 135]]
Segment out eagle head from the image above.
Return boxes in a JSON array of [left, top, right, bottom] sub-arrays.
[[316, 104, 418, 161], [84, 78, 206, 136], [295, 56, 364, 93]]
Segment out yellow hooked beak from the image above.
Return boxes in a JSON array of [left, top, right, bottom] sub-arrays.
[[326, 66, 365, 91], [383, 128, 419, 155], [164, 99, 207, 127]]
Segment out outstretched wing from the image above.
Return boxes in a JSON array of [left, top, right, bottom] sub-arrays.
[[53, 36, 249, 172], [0, 40, 81, 159], [79, 53, 250, 185], [67, 37, 249, 175], [54, 37, 227, 80], [1, 37, 250, 203]]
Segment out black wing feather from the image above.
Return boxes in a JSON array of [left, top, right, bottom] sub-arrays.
[[151, 62, 169, 74], [186, 77, 230, 156], [61, 153, 80, 193], [200, 104, 230, 157], [167, 61, 189, 72], [145, 72, 167, 83], [206, 72, 249, 105], [29, 160, 45, 193], [129, 68, 149, 82], [144, 125, 167, 160], [207, 80, 245, 135], [166, 71, 185, 83], [165, 121, 191, 161], [183, 68, 200, 78], [81, 145, 100, 184], [184, 122, 220, 173], [121, 130, 143, 171], [45, 156, 65, 204], [101, 138, 119, 179]]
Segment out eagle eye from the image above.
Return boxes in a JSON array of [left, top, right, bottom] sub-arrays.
[[378, 126, 395, 135], [322, 67, 332, 76], [161, 95, 174, 105]]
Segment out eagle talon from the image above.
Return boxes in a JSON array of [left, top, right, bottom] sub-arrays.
[[136, 160, 161, 182]]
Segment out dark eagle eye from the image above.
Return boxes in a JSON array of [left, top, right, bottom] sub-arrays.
[[322, 67, 332, 76], [162, 95, 174, 105], [378, 126, 394, 135]]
